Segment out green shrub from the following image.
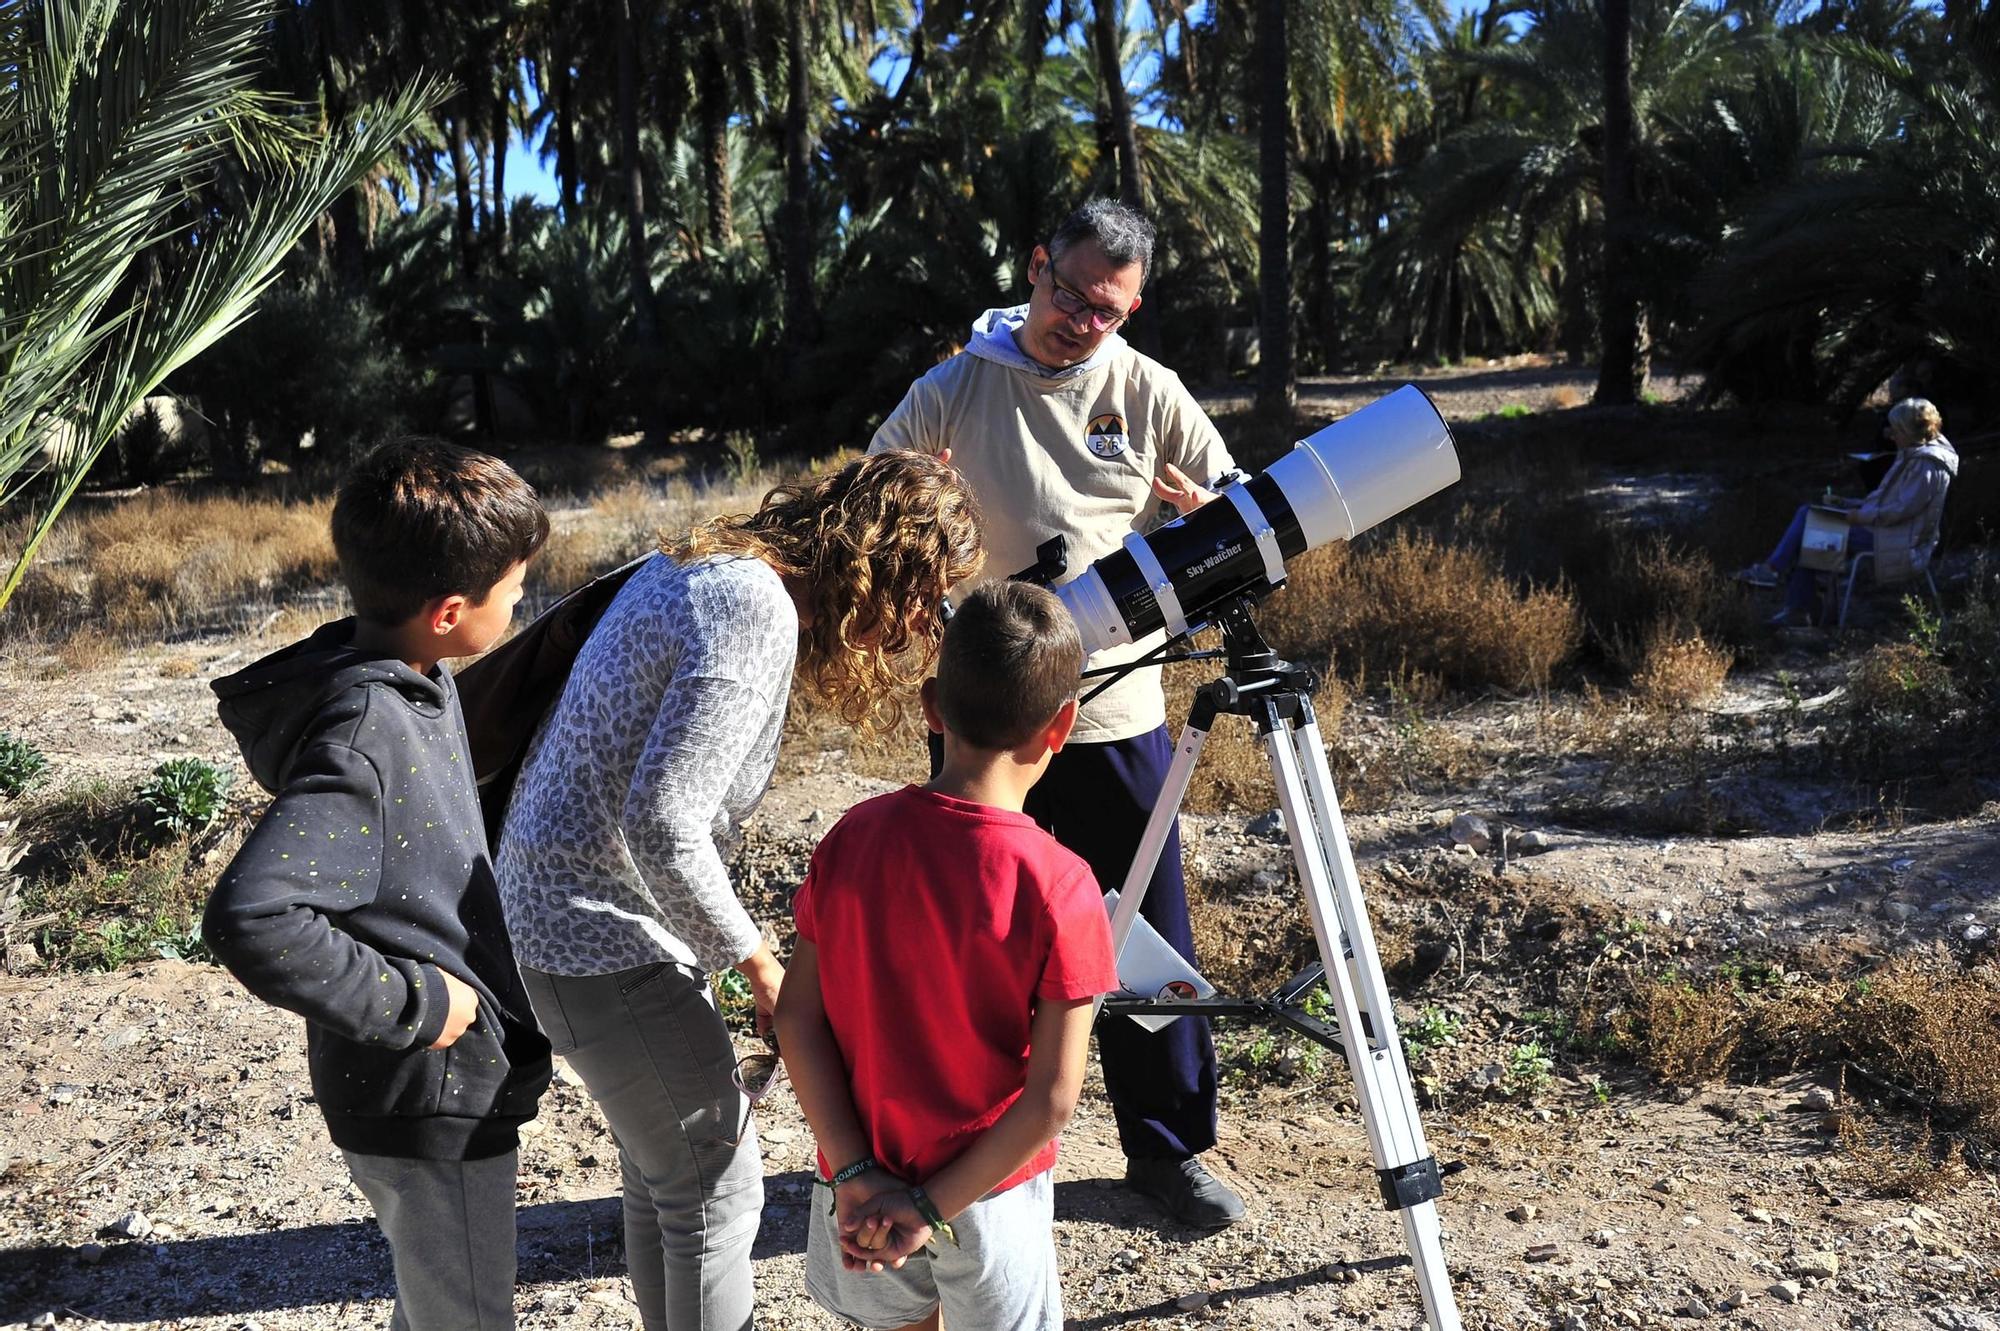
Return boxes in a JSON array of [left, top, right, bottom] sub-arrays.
[[0, 733, 50, 798], [1503, 1040, 1555, 1096], [137, 758, 233, 837]]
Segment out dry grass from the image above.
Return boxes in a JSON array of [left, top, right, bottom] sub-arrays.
[[1847, 642, 1959, 718], [1831, 1109, 1971, 1200], [88, 493, 336, 637], [1631, 630, 1732, 710], [1187, 875, 1323, 999], [53, 627, 118, 674], [1629, 978, 1743, 1086], [1600, 951, 2000, 1161], [1837, 951, 2000, 1144], [6, 772, 249, 971], [1593, 533, 1756, 678], [1167, 670, 1355, 815], [1261, 532, 1581, 695], [2, 492, 335, 645], [531, 479, 711, 597], [1, 468, 782, 654], [1546, 385, 1586, 411]]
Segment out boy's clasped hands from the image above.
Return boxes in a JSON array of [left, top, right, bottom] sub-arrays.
[[831, 1164, 942, 1273]]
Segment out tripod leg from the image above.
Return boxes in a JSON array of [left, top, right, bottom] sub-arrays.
[[1262, 709, 1462, 1331], [1104, 710, 1212, 965]]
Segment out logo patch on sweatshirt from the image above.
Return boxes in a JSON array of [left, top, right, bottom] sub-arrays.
[[1085, 413, 1130, 459]]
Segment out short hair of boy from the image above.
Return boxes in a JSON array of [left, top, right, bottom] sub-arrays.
[[332, 438, 550, 625], [936, 582, 1084, 750]]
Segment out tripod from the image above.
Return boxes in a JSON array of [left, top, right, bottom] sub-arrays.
[[1099, 596, 1463, 1331]]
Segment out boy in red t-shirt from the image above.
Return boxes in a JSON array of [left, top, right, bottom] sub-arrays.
[[777, 581, 1120, 1331]]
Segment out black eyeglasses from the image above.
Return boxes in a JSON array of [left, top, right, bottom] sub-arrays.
[[1045, 254, 1134, 332]]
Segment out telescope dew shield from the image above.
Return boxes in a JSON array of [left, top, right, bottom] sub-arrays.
[[1055, 385, 1461, 659], [1269, 384, 1462, 547]]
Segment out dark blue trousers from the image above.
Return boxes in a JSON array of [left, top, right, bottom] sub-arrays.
[[1024, 728, 1220, 1161]]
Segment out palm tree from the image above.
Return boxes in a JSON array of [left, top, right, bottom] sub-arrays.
[[1091, 0, 1145, 207], [776, 0, 879, 374], [1401, 0, 1744, 375], [0, 0, 442, 614], [1255, 0, 1292, 418], [1595, 0, 1644, 403], [1170, 0, 1436, 406], [1688, 8, 1998, 413]]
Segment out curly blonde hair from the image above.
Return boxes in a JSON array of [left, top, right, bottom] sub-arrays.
[[670, 451, 984, 731]]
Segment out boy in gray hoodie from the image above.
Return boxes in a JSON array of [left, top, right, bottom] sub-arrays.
[[204, 438, 553, 1330]]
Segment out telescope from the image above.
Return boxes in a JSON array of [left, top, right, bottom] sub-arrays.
[[1056, 385, 1467, 1328], [1052, 385, 1460, 657]]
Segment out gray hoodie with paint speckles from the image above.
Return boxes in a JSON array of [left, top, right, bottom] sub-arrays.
[[205, 618, 550, 1161]]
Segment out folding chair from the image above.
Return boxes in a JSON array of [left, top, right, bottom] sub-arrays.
[[1836, 549, 1943, 628]]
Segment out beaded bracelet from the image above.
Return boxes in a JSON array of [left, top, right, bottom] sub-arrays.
[[829, 1156, 880, 1189], [907, 1185, 958, 1248]]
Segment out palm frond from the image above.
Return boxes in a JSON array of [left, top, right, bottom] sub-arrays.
[[0, 1, 442, 613]]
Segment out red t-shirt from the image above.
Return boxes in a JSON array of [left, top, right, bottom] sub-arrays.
[[794, 785, 1119, 1193]]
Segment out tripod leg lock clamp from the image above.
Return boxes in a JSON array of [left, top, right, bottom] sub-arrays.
[[1376, 1157, 1445, 1211]]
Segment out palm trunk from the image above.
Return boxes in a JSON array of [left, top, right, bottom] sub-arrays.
[[1594, 0, 1648, 405], [699, 44, 733, 250], [554, 3, 579, 220], [615, 0, 659, 348], [615, 0, 662, 447], [1091, 1, 1143, 208], [1254, 0, 1294, 420], [490, 87, 509, 264], [449, 111, 479, 278], [780, 0, 817, 368], [315, 48, 364, 285], [448, 111, 494, 439], [1305, 152, 1336, 369]]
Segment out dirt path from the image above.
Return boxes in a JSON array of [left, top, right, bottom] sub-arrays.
[[5, 747, 2000, 1329]]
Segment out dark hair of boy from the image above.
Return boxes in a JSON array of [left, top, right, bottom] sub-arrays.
[[935, 582, 1084, 750], [331, 437, 550, 625]]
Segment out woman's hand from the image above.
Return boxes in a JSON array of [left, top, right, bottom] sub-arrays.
[[734, 942, 785, 1035]]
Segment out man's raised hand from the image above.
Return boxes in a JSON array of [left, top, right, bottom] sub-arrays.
[[1151, 462, 1215, 515]]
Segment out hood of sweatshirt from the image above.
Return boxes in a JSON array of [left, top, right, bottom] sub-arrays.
[[966, 304, 1128, 381], [1915, 438, 1960, 478], [211, 617, 449, 794]]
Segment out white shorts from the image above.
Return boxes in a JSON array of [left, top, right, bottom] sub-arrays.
[[804, 1169, 1062, 1331]]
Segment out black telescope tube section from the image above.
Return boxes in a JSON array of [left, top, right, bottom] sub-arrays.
[[1097, 474, 1310, 640]]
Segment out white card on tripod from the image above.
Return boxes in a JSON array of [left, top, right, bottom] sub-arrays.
[[1103, 888, 1217, 1031]]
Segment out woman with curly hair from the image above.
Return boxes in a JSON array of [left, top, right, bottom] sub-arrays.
[[494, 450, 982, 1331]]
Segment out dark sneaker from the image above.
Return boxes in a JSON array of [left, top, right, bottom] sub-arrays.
[[1125, 1156, 1247, 1229], [1734, 562, 1780, 589]]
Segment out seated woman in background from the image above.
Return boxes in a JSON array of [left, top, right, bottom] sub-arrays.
[[1737, 397, 1959, 626]]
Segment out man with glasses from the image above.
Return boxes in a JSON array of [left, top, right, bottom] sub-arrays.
[[868, 199, 1245, 1230]]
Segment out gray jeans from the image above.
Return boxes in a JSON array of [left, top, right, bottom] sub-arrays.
[[522, 962, 762, 1331], [342, 1148, 519, 1331]]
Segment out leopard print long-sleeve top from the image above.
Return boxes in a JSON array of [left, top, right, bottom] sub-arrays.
[[495, 554, 797, 975]]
